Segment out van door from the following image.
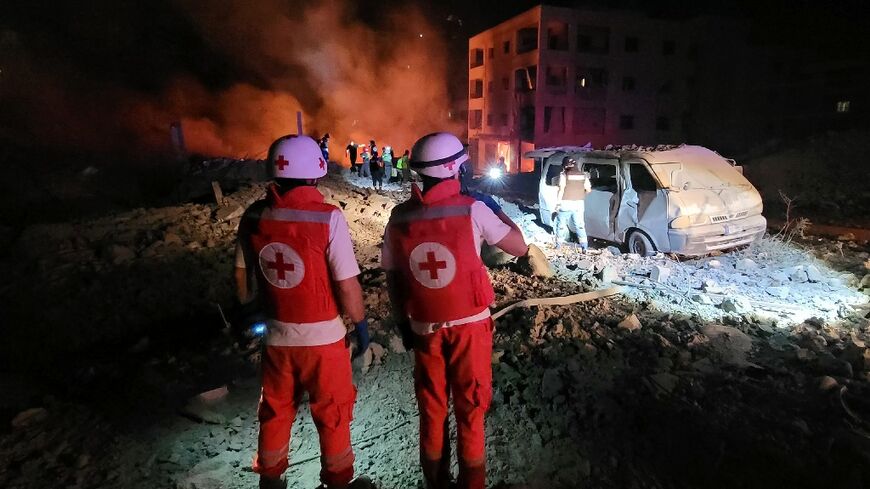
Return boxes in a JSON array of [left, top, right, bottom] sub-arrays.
[[617, 160, 670, 250], [538, 156, 561, 226], [581, 160, 619, 241]]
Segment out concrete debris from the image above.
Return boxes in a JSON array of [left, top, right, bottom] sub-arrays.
[[707, 259, 722, 269], [617, 314, 642, 332], [735, 258, 758, 271], [790, 266, 809, 283], [387, 334, 407, 354], [598, 266, 618, 284], [196, 386, 229, 405], [109, 244, 136, 265], [692, 293, 714, 305], [766, 286, 790, 299], [214, 205, 245, 222], [649, 264, 671, 283], [11, 407, 48, 429], [818, 376, 839, 392]]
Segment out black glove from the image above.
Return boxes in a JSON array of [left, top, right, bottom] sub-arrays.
[[551, 211, 558, 222], [397, 319, 415, 351]]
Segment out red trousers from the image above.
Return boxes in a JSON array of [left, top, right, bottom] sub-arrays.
[[414, 318, 493, 489], [253, 340, 356, 487]]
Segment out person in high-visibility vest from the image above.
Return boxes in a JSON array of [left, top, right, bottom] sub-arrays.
[[553, 156, 592, 250], [235, 135, 373, 489]]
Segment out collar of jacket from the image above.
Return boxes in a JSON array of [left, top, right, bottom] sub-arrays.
[[268, 184, 325, 207], [412, 178, 461, 205]]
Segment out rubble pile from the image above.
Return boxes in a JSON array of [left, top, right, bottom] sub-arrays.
[[1, 171, 870, 489]]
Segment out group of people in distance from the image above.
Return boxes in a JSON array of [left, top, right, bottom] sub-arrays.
[[345, 140, 411, 190]]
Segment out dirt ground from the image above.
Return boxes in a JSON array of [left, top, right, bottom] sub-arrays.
[[1, 171, 870, 489]]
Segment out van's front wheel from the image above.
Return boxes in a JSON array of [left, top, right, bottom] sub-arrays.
[[627, 230, 656, 257]]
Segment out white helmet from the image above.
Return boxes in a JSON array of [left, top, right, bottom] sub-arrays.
[[268, 135, 327, 179], [409, 132, 468, 178]]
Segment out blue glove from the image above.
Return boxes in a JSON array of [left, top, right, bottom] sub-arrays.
[[349, 319, 370, 359]]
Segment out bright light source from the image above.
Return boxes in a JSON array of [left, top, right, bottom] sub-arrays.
[[836, 100, 850, 113], [251, 322, 267, 336], [488, 167, 503, 179], [580, 77, 586, 88], [419, 33, 424, 38]]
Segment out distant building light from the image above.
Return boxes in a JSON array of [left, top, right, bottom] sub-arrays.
[[836, 100, 850, 113], [419, 33, 424, 38], [579, 77, 587, 88]]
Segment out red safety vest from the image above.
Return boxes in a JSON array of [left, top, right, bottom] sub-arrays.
[[249, 185, 339, 323], [388, 180, 495, 323]]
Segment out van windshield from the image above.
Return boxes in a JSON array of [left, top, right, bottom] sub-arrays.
[[649, 155, 752, 190]]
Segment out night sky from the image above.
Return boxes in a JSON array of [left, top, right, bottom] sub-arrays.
[[0, 0, 866, 158]]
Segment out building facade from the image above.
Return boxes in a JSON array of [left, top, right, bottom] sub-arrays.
[[467, 6, 692, 173]]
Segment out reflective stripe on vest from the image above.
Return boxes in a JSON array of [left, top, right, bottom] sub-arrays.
[[261, 208, 333, 224]]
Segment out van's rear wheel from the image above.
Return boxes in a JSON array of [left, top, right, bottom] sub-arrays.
[[627, 230, 656, 257]]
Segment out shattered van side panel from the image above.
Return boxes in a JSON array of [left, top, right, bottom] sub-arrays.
[[617, 160, 671, 251]]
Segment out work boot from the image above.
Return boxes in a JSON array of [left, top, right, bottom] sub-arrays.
[[421, 458, 452, 489], [259, 475, 287, 489]]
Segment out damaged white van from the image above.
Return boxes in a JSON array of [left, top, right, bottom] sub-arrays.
[[528, 144, 767, 256]]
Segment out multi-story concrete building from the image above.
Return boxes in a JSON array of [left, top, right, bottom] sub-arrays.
[[467, 5, 693, 173]]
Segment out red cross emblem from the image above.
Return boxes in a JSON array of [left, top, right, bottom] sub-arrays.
[[259, 242, 305, 289], [319, 158, 326, 170], [418, 251, 448, 280], [266, 252, 295, 280], [276, 155, 289, 171], [409, 242, 456, 289], [444, 161, 456, 171]]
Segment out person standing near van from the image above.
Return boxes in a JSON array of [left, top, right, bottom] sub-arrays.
[[553, 156, 591, 250]]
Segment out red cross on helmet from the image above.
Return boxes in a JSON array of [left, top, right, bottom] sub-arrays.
[[409, 132, 468, 178], [268, 135, 327, 179]]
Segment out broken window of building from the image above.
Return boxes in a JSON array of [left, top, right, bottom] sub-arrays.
[[547, 21, 569, 50], [519, 106, 535, 139], [573, 107, 606, 135], [656, 116, 671, 131], [624, 36, 639, 53], [470, 79, 484, 99], [619, 114, 635, 130], [546, 65, 567, 87], [577, 26, 609, 54], [503, 40, 511, 54], [469, 48, 484, 68], [544, 106, 565, 133], [662, 40, 675, 55], [517, 27, 538, 54], [514, 66, 537, 92], [470, 110, 483, 129], [629, 164, 658, 192], [622, 76, 636, 91], [576, 67, 608, 100]]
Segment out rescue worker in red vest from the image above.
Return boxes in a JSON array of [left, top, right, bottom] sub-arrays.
[[381, 132, 531, 489], [553, 156, 592, 251], [234, 135, 373, 489]]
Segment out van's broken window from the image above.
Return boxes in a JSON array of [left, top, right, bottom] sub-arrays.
[[546, 161, 563, 186], [629, 164, 658, 192], [584, 163, 618, 192]]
